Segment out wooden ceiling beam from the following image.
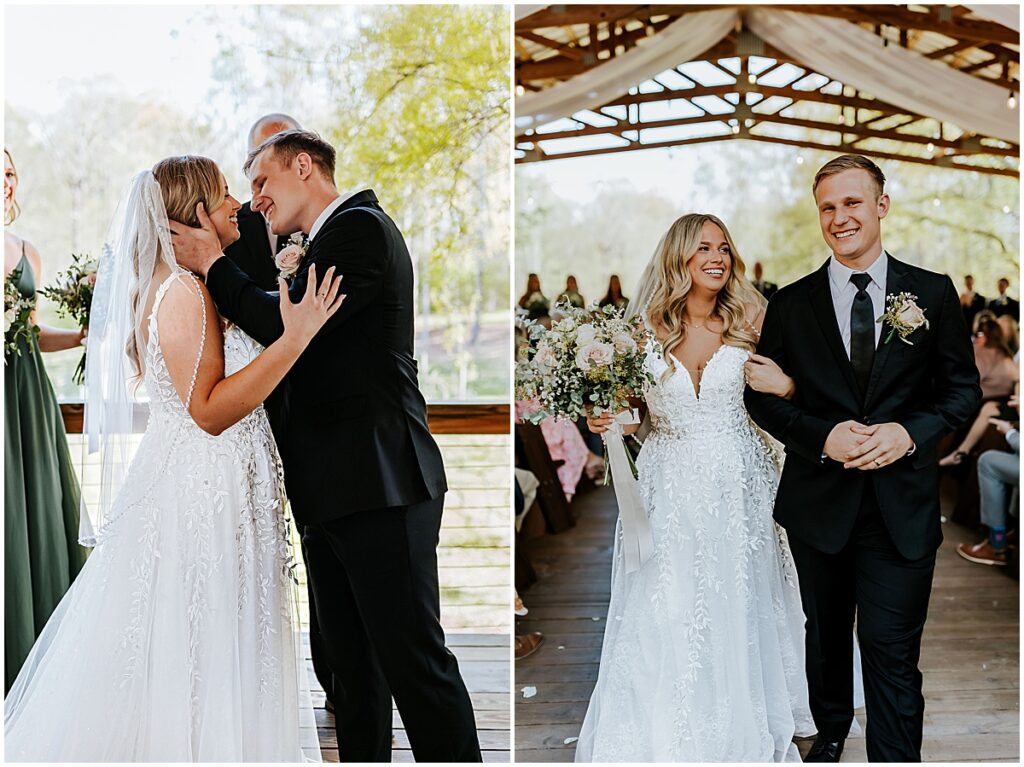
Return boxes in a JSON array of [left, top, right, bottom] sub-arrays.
[[517, 107, 1017, 158], [516, 17, 676, 81], [598, 82, 906, 116], [515, 5, 680, 32], [517, 30, 587, 61], [515, 130, 1018, 177]]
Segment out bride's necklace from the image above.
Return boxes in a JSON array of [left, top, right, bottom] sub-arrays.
[[682, 310, 720, 333]]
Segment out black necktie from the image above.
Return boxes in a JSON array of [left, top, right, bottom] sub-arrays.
[[849, 272, 875, 395]]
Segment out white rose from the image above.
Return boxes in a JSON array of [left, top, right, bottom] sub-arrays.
[[575, 323, 597, 345], [897, 301, 927, 330], [533, 346, 559, 370], [576, 341, 615, 370], [275, 244, 305, 278], [611, 331, 637, 355], [4, 307, 15, 333]]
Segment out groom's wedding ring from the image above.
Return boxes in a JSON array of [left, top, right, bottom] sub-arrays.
[[874, 458, 882, 466]]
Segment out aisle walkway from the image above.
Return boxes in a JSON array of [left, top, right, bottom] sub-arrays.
[[514, 485, 1018, 762]]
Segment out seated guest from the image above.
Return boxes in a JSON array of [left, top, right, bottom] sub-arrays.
[[940, 390, 1018, 467], [973, 308, 997, 334], [960, 274, 987, 333], [598, 274, 629, 310], [987, 277, 1020, 320], [974, 317, 1019, 400], [557, 275, 585, 308], [751, 261, 778, 300], [516, 400, 602, 502], [957, 415, 1020, 566], [518, 273, 550, 319], [997, 314, 1020, 360]]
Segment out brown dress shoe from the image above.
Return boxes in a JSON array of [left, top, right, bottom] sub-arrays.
[[515, 632, 544, 660], [957, 540, 1007, 566]]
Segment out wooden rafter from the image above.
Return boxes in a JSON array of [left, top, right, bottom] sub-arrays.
[[515, 4, 1020, 177]]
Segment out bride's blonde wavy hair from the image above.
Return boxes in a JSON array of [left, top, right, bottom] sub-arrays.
[[645, 213, 761, 381], [123, 156, 226, 379]]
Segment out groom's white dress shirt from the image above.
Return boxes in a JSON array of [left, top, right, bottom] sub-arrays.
[[827, 248, 888, 358], [308, 190, 364, 242]]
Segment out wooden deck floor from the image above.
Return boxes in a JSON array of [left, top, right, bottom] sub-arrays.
[[514, 485, 1019, 762], [303, 632, 510, 762]]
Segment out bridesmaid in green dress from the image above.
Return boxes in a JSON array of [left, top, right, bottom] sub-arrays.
[[4, 148, 89, 692]]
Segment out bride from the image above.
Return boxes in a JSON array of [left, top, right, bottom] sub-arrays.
[[4, 156, 343, 761], [578, 213, 815, 762]]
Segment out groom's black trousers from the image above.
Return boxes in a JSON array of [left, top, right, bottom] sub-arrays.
[[302, 495, 482, 763], [787, 488, 935, 763]]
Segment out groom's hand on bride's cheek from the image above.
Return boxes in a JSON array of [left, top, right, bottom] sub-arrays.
[[824, 420, 873, 463], [168, 202, 223, 278]]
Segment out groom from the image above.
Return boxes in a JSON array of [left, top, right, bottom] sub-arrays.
[[170, 130, 481, 762], [745, 155, 980, 762]]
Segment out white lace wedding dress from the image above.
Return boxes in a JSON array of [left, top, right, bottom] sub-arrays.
[[4, 272, 312, 762], [575, 344, 815, 762]]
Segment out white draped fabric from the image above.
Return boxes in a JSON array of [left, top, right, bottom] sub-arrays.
[[745, 9, 1019, 144], [515, 5, 546, 22], [516, 8, 737, 129], [964, 4, 1020, 32], [517, 6, 1020, 144]]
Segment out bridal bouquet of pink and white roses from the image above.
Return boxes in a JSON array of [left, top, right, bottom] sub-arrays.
[[516, 302, 654, 425]]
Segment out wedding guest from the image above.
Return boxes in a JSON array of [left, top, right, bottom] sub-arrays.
[[598, 274, 629, 310], [973, 317, 1019, 400], [956, 414, 1020, 567], [940, 390, 1018, 467], [997, 314, 1019, 359], [973, 308, 997, 334], [557, 275, 585, 308], [751, 261, 778, 300], [4, 148, 89, 691], [516, 400, 600, 502], [987, 277, 1019, 320], [224, 113, 303, 290], [518, 273, 550, 319], [960, 274, 987, 332]]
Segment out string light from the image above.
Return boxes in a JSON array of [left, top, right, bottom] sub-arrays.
[[516, 84, 525, 97], [1003, 205, 1011, 214], [933, 197, 942, 207], [796, 156, 804, 165], [926, 142, 935, 154], [1008, 91, 1017, 109], [747, 73, 756, 85]]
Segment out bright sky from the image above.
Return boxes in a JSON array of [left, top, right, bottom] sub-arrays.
[[5, 5, 219, 115]]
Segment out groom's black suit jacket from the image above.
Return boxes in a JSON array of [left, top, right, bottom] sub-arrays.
[[745, 256, 980, 561], [205, 190, 447, 523]]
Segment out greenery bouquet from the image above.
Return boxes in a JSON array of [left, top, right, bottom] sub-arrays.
[[40, 252, 97, 385]]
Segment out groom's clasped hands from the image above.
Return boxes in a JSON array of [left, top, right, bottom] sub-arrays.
[[824, 419, 914, 471]]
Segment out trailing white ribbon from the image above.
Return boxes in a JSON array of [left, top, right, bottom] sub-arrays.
[[604, 409, 654, 574]]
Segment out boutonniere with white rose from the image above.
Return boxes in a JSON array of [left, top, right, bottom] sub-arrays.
[[275, 233, 308, 280], [878, 291, 929, 345]]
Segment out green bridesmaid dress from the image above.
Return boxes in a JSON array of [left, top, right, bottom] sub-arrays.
[[5, 245, 89, 692]]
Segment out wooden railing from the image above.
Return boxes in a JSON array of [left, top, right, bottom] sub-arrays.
[[58, 401, 510, 435]]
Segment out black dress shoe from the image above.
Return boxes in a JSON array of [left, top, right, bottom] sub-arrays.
[[806, 737, 845, 762]]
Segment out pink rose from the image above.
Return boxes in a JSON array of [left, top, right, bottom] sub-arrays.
[[275, 244, 304, 278], [575, 341, 615, 370]]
